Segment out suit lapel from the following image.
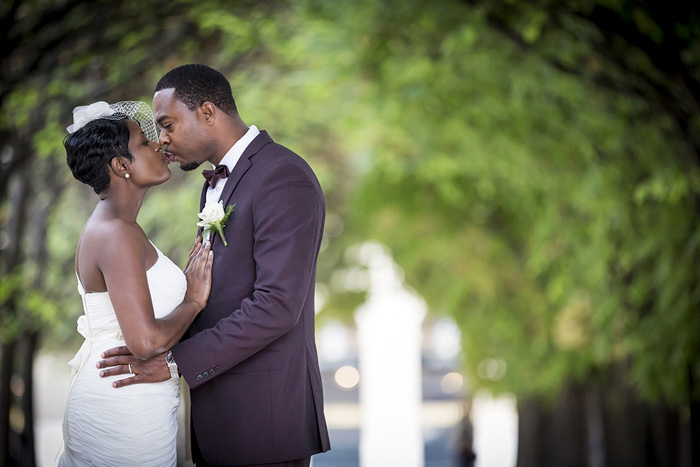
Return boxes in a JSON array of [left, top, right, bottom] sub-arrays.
[[197, 181, 208, 237], [201, 131, 273, 246]]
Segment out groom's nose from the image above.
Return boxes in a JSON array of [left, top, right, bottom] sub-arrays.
[[158, 129, 170, 145]]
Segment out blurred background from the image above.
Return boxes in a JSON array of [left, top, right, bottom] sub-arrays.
[[1, 0, 699, 466]]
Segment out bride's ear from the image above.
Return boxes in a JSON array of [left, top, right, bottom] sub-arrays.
[[110, 157, 131, 179]]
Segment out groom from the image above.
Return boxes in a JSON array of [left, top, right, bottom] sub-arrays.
[[98, 64, 331, 466]]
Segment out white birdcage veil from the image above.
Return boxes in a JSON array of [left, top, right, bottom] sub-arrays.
[[66, 101, 159, 142]]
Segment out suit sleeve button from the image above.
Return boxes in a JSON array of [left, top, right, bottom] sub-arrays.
[[215, 365, 221, 372], [196, 375, 203, 381]]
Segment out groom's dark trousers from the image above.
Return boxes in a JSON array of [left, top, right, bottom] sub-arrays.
[[171, 131, 330, 466]]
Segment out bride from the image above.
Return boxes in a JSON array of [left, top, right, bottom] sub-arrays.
[[59, 101, 212, 466]]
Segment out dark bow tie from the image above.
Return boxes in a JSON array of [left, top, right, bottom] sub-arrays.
[[202, 165, 230, 188]]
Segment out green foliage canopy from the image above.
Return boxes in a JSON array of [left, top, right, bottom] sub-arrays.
[[1, 0, 698, 410]]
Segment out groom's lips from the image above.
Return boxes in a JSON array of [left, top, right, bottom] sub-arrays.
[[163, 151, 176, 162]]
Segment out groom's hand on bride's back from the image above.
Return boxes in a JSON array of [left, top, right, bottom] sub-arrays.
[[97, 346, 171, 387]]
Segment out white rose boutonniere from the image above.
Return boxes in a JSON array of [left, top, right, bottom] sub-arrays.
[[197, 201, 235, 246]]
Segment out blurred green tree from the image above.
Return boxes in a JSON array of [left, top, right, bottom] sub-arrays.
[[2, 0, 699, 465], [307, 0, 700, 465]]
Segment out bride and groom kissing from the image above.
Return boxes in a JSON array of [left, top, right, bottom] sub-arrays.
[[60, 64, 331, 467]]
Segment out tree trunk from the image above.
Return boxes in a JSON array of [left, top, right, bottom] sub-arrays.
[[601, 363, 651, 467], [516, 383, 589, 467], [689, 364, 700, 467], [18, 332, 38, 466], [0, 144, 33, 466], [516, 396, 547, 467], [516, 367, 689, 467], [0, 340, 16, 467], [584, 380, 606, 467]]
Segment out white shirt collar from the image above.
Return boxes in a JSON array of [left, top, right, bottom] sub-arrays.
[[214, 125, 260, 172], [204, 125, 261, 209]]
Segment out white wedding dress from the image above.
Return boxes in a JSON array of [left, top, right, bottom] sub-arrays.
[[59, 243, 186, 467]]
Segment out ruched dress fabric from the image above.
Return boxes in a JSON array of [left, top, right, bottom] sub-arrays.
[[59, 243, 187, 467]]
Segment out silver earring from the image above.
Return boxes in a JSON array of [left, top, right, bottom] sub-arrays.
[[125, 173, 130, 179]]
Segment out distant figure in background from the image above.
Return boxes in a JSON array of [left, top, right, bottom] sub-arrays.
[[458, 399, 477, 467], [97, 64, 331, 467]]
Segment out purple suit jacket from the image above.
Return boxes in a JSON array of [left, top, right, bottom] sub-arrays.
[[171, 131, 331, 465]]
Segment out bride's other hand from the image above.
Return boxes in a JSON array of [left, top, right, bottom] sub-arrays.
[[184, 235, 203, 271], [97, 346, 170, 387], [183, 239, 213, 311]]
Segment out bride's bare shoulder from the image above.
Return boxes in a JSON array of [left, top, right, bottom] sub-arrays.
[[82, 217, 142, 244], [76, 218, 147, 291], [78, 218, 147, 265]]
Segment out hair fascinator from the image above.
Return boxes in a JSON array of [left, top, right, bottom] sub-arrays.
[[66, 101, 159, 142]]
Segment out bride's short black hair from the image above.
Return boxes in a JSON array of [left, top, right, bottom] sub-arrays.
[[64, 119, 133, 194], [155, 64, 238, 116]]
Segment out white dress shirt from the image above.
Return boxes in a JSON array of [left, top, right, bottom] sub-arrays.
[[204, 125, 260, 207]]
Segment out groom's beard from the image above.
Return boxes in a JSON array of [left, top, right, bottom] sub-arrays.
[[180, 161, 202, 171]]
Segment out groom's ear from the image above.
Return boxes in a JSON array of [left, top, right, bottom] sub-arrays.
[[200, 102, 216, 127]]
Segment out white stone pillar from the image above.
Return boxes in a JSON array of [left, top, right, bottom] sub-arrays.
[[355, 243, 426, 467]]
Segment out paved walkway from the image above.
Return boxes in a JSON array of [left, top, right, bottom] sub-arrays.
[[35, 352, 517, 467]]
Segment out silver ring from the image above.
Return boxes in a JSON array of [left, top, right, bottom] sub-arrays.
[[128, 363, 133, 374]]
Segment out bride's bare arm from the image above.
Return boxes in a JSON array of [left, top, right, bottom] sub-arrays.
[[100, 223, 212, 360]]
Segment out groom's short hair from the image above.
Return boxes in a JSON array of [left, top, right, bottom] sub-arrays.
[[155, 64, 238, 116]]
